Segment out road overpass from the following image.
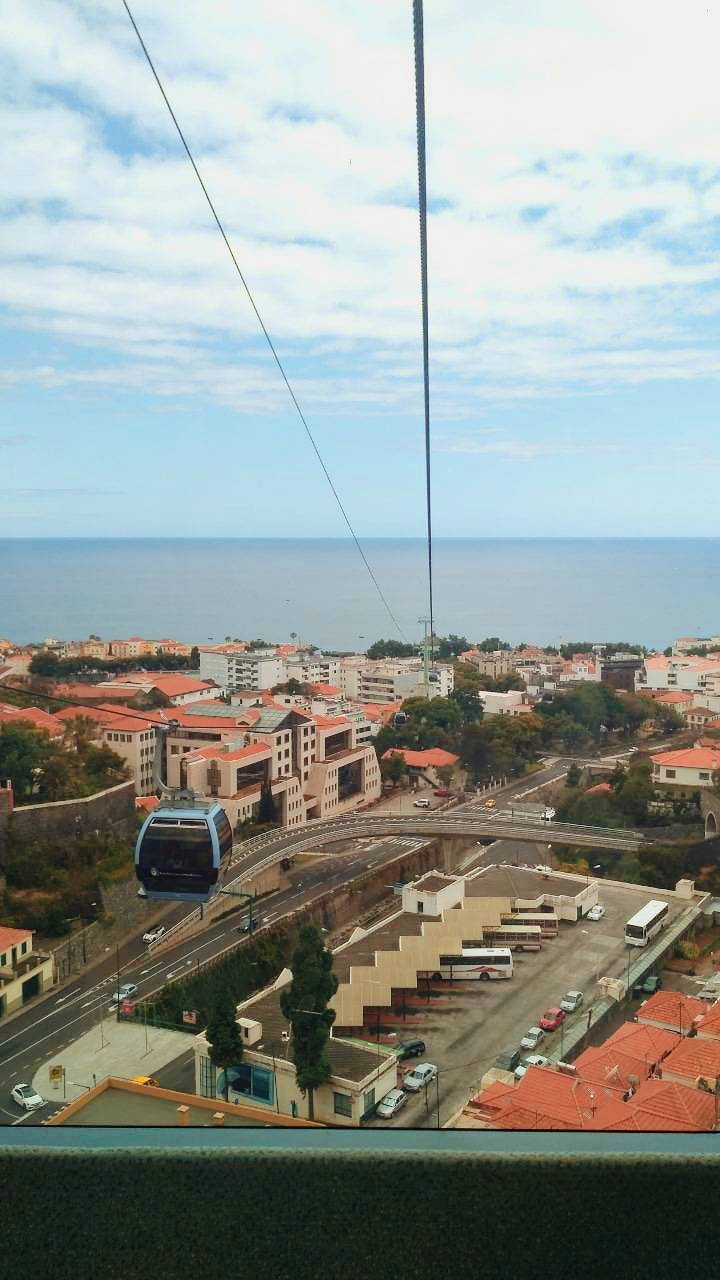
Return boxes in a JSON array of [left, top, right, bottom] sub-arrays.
[[227, 811, 646, 886]]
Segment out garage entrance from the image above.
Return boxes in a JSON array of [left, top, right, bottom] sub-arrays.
[[22, 973, 41, 1003]]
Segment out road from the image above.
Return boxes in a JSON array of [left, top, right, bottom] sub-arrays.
[[0, 835, 425, 1124]]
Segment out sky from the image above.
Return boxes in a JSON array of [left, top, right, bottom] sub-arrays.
[[3, 0, 720, 537]]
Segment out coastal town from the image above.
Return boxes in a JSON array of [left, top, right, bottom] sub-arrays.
[[1, 628, 720, 1131]]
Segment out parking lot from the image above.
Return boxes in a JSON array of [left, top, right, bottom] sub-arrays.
[[365, 879, 692, 1128]]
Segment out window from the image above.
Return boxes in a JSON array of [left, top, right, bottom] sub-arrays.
[[333, 1092, 353, 1117], [665, 769, 676, 779], [0, 953, 5, 967], [700, 772, 710, 780], [21, 941, 28, 955], [171, 745, 179, 755]]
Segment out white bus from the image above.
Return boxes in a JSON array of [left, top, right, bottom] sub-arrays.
[[506, 911, 559, 938], [482, 925, 542, 953], [432, 948, 513, 980], [625, 900, 670, 947]]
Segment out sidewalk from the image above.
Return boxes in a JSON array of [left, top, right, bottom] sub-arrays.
[[33, 1018, 192, 1106]]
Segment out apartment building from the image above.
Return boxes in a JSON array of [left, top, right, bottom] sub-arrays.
[[673, 636, 720, 656], [199, 645, 284, 692], [283, 651, 341, 686], [165, 701, 381, 827], [459, 649, 516, 679], [636, 653, 720, 697], [55, 706, 158, 795], [340, 657, 454, 704], [0, 926, 54, 1017]]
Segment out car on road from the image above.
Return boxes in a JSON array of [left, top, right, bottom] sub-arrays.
[[586, 904, 606, 922], [495, 1046, 523, 1073], [375, 1089, 408, 1119], [402, 1062, 438, 1092], [633, 974, 662, 999], [539, 1007, 566, 1032], [142, 926, 166, 945], [413, 798, 431, 808], [396, 1039, 426, 1061], [520, 1026, 546, 1051], [117, 983, 138, 1000], [514, 1054, 550, 1080], [434, 789, 452, 798], [236, 916, 264, 934], [560, 990, 584, 1013], [483, 798, 497, 809], [11, 1083, 45, 1111]]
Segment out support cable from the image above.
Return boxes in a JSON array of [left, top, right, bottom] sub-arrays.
[[413, 0, 435, 671]]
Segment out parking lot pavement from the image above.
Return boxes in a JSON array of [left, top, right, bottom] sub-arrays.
[[367, 881, 689, 1128]]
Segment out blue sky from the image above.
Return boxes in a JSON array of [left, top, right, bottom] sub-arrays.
[[3, 0, 720, 537]]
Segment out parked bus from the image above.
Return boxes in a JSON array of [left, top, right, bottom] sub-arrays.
[[432, 948, 513, 981], [482, 925, 542, 952], [625, 900, 670, 948], [505, 911, 559, 939]]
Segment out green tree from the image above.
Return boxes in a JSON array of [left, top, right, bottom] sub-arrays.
[[477, 637, 511, 652], [287, 678, 302, 695], [258, 782, 278, 825], [366, 639, 419, 660], [0, 722, 52, 802], [449, 687, 482, 724], [436, 634, 469, 659], [190, 646, 200, 667], [279, 924, 338, 1120], [566, 762, 582, 787], [206, 988, 244, 1101], [381, 752, 407, 787]]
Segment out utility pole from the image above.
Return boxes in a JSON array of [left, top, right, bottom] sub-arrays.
[[418, 617, 431, 698]]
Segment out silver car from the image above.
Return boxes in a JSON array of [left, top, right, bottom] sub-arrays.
[[560, 990, 584, 1013], [402, 1062, 438, 1091], [520, 1026, 545, 1051], [11, 1083, 45, 1111], [515, 1054, 549, 1080], [375, 1089, 408, 1119]]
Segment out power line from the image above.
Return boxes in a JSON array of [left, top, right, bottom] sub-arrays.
[[120, 0, 407, 643], [413, 0, 435, 667]]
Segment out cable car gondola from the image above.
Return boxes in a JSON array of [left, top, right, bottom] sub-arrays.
[[135, 802, 233, 903]]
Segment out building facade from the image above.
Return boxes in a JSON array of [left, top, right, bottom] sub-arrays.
[[0, 926, 53, 1018]]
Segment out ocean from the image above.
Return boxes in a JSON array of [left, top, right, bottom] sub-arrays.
[[1, 538, 718, 651]]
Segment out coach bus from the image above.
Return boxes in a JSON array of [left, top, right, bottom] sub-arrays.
[[482, 925, 542, 952], [624, 900, 670, 947], [431, 948, 514, 981], [505, 911, 559, 938]]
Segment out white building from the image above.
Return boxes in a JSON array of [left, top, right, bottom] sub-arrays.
[[651, 744, 720, 792], [636, 654, 720, 697], [340, 657, 454, 704], [199, 646, 285, 693], [673, 636, 720, 656], [479, 690, 534, 717]]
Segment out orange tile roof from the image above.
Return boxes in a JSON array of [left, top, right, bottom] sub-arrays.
[[654, 691, 694, 703], [606, 1021, 681, 1060], [383, 747, 459, 768], [55, 706, 150, 733], [652, 746, 720, 770], [585, 781, 612, 795], [624, 1078, 716, 1129], [186, 742, 271, 764], [314, 715, 351, 729], [687, 706, 717, 718], [0, 925, 32, 951], [695, 1003, 720, 1039], [135, 796, 160, 813], [661, 1037, 720, 1082], [0, 704, 63, 735], [309, 684, 342, 697], [636, 991, 708, 1032]]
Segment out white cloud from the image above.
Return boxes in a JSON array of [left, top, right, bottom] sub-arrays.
[[3, 0, 720, 417]]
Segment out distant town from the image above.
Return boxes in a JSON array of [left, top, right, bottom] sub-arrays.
[[1, 629, 720, 1132]]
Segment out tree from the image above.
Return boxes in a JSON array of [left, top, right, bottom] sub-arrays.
[[436, 763, 456, 787], [190, 646, 200, 667], [449, 688, 482, 725], [381, 752, 407, 787], [258, 782, 278, 825], [279, 924, 338, 1120], [287, 678, 302, 695], [366, 639, 418, 660], [566, 762, 582, 787], [436, 634, 469, 659], [0, 722, 52, 802], [206, 987, 244, 1101], [476, 637, 511, 652]]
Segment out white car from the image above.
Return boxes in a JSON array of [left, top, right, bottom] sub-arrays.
[[520, 1026, 545, 1051], [560, 990, 584, 1013], [514, 1054, 549, 1080], [402, 1062, 438, 1091], [11, 1083, 45, 1111], [142, 926, 166, 945], [117, 983, 138, 1000], [375, 1088, 408, 1119], [413, 799, 431, 809], [586, 904, 606, 922]]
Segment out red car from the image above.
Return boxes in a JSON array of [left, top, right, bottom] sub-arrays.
[[434, 789, 452, 797], [539, 1007, 566, 1032]]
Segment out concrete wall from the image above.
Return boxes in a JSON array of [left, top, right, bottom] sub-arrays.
[[0, 780, 136, 855]]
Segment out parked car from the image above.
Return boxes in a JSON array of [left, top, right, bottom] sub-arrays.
[[434, 789, 452, 798], [514, 1054, 550, 1080], [402, 1062, 438, 1092], [375, 1089, 408, 1119], [520, 1026, 546, 1051], [117, 983, 138, 1000], [539, 1007, 566, 1032], [396, 1039, 426, 1061], [586, 904, 606, 921], [560, 990, 584, 1013], [697, 987, 720, 1003], [633, 974, 662, 999], [142, 926, 166, 945], [11, 1083, 45, 1111], [413, 798, 431, 808], [495, 1046, 523, 1073]]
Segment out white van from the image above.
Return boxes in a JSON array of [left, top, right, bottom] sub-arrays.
[[413, 797, 431, 808]]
